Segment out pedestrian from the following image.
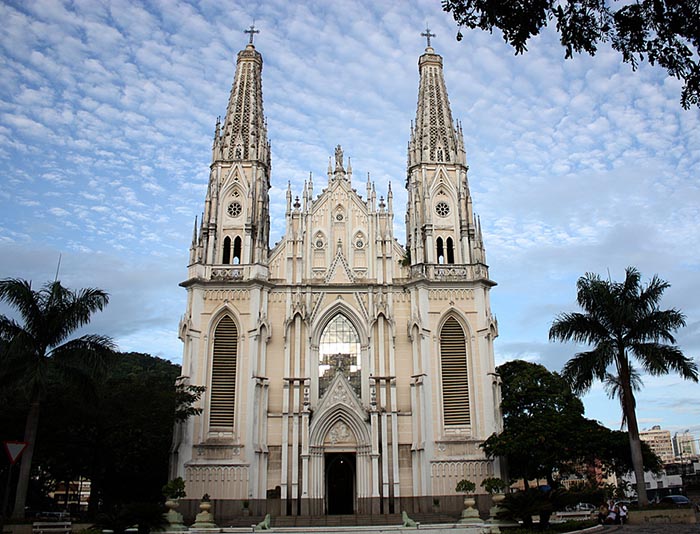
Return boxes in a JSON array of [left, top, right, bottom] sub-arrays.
[[605, 501, 618, 524], [597, 501, 609, 524], [618, 502, 628, 524]]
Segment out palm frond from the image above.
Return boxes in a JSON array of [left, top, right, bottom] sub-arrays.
[[549, 312, 611, 345], [0, 278, 42, 333], [562, 347, 612, 394], [627, 308, 686, 344], [631, 343, 699, 380], [50, 334, 116, 374], [603, 370, 640, 430]]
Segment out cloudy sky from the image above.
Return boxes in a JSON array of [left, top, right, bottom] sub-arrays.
[[1, 0, 698, 436]]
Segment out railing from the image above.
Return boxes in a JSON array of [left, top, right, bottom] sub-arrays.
[[409, 263, 489, 281]]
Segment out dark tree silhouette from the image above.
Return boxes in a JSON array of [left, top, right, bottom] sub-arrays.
[[549, 267, 697, 505], [442, 0, 700, 109], [0, 278, 114, 518]]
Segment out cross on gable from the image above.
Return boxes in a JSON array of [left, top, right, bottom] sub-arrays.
[[244, 24, 260, 45], [421, 26, 435, 48]]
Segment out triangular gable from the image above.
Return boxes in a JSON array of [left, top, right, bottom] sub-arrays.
[[325, 247, 355, 284], [315, 371, 365, 420]]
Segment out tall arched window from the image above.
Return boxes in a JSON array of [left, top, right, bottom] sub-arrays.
[[319, 314, 361, 397], [436, 237, 445, 264], [222, 236, 231, 264], [210, 315, 238, 429], [233, 236, 242, 264], [446, 237, 455, 264], [440, 317, 470, 426]]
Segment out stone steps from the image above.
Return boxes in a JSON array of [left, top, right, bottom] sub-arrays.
[[224, 513, 460, 528]]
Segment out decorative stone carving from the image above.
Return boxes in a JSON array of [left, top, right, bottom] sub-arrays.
[[328, 421, 351, 444]]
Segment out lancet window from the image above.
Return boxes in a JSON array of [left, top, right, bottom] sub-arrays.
[[440, 317, 470, 426], [319, 314, 361, 398], [210, 315, 238, 429], [222, 236, 232, 264]]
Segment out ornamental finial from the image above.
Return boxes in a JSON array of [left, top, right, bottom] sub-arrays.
[[421, 25, 435, 48], [244, 23, 260, 45]]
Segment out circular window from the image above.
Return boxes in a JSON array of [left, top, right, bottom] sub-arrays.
[[435, 201, 450, 217], [336, 213, 344, 221], [316, 239, 324, 248], [227, 201, 242, 217], [356, 239, 364, 248]]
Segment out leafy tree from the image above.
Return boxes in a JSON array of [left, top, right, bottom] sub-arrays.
[[482, 360, 660, 487], [549, 267, 698, 505], [442, 0, 700, 109], [0, 278, 114, 518]]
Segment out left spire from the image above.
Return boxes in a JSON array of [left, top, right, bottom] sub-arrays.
[[213, 26, 270, 167]]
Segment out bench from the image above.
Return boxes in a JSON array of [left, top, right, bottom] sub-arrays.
[[33, 522, 72, 534]]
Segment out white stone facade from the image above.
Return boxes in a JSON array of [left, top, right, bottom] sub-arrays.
[[172, 41, 502, 519]]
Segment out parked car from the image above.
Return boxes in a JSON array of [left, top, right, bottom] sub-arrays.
[[659, 495, 691, 506]]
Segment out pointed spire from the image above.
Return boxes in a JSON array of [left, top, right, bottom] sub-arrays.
[[192, 215, 198, 246], [408, 36, 465, 167], [219, 36, 269, 166]]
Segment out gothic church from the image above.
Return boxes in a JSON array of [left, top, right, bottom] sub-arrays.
[[173, 32, 502, 519]]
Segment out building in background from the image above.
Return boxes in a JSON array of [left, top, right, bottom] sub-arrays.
[[640, 425, 675, 464], [171, 33, 502, 519], [673, 431, 698, 459]]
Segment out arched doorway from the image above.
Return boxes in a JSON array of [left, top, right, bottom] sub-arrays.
[[325, 452, 356, 514]]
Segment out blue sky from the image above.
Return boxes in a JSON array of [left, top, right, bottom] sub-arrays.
[[1, 0, 698, 436]]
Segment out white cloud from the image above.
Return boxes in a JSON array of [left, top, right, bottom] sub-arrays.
[[0, 0, 698, 431]]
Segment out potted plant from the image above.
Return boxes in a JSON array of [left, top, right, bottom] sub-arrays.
[[455, 479, 480, 522], [162, 477, 187, 531], [481, 477, 509, 527], [163, 477, 187, 501]]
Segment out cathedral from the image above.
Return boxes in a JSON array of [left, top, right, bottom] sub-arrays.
[[173, 31, 502, 519]]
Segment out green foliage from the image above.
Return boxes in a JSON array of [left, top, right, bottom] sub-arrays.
[[482, 359, 662, 487], [550, 267, 696, 505], [0, 350, 194, 516], [455, 479, 476, 493], [496, 487, 562, 527], [442, 0, 700, 109], [0, 277, 114, 518], [162, 477, 186, 500], [175, 382, 205, 422], [481, 477, 507, 494]]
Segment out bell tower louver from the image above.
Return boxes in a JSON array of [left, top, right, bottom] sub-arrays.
[[405, 37, 486, 277]]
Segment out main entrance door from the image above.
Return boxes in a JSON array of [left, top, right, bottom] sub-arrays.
[[325, 452, 356, 514]]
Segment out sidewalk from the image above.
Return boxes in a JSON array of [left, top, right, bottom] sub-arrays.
[[600, 525, 699, 533]]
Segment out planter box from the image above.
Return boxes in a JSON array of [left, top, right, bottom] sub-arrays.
[[628, 508, 696, 525]]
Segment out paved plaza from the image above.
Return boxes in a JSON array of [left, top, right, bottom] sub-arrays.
[[602, 525, 699, 533]]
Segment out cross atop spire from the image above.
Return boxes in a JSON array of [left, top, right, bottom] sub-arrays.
[[244, 24, 260, 45], [421, 25, 435, 48]]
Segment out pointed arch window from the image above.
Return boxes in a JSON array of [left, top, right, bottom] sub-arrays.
[[436, 237, 445, 264], [319, 314, 361, 398], [210, 315, 238, 429], [440, 317, 470, 426], [222, 236, 231, 264], [446, 237, 455, 264], [233, 236, 242, 264]]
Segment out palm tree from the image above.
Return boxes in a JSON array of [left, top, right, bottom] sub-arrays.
[[549, 267, 697, 506], [0, 278, 115, 518]]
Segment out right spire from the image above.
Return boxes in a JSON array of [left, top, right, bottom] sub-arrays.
[[408, 39, 466, 166], [405, 35, 486, 273]]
